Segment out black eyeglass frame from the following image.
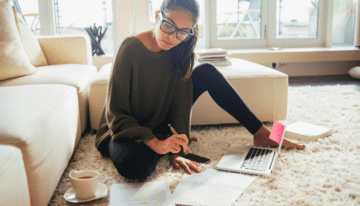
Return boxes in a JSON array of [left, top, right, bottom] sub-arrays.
[[159, 11, 194, 42]]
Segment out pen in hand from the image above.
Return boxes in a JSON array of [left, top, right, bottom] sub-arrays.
[[168, 124, 192, 153]]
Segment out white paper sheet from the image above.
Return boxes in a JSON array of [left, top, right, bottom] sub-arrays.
[[169, 169, 256, 206], [110, 181, 174, 206]]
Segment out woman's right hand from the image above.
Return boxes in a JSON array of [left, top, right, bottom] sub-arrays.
[[144, 134, 189, 154]]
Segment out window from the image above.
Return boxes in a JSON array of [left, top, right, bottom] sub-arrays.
[[216, 0, 262, 40], [209, 0, 328, 49], [19, 0, 359, 52], [275, 0, 319, 39], [55, 0, 114, 54], [17, 0, 114, 55], [17, 0, 41, 36], [267, 0, 325, 48]]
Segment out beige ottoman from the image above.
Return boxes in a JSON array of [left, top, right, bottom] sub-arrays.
[[0, 145, 31, 206], [88, 58, 288, 130], [89, 63, 112, 130], [192, 58, 288, 125]]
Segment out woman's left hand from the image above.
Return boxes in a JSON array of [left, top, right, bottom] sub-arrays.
[[172, 155, 201, 175]]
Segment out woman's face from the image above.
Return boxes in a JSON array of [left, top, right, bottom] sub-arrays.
[[154, 8, 194, 51]]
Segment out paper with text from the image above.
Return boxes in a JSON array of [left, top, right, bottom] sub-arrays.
[[169, 169, 255, 206], [110, 181, 174, 206]]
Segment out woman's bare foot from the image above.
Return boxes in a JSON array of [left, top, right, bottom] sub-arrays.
[[253, 125, 306, 150]]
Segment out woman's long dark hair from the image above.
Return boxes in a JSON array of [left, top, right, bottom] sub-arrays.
[[159, 0, 200, 80]]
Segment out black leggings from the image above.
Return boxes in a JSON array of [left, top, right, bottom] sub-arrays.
[[108, 63, 263, 179]]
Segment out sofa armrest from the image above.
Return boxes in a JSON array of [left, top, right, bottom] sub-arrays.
[[37, 35, 93, 66]]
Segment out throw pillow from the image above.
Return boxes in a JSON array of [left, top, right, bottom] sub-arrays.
[[0, 0, 37, 81], [15, 12, 48, 67]]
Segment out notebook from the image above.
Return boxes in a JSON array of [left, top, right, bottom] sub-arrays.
[[195, 48, 228, 57], [216, 110, 291, 176]]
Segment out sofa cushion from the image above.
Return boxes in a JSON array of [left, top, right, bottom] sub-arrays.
[[0, 145, 31, 206], [0, 84, 81, 206], [0, 64, 98, 133], [0, 64, 96, 88], [0, 0, 36, 81], [15, 12, 48, 67]]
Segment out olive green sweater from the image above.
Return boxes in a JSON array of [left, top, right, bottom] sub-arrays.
[[95, 36, 193, 157]]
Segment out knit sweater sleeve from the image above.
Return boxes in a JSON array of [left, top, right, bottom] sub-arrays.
[[168, 74, 193, 143], [105, 39, 156, 143]]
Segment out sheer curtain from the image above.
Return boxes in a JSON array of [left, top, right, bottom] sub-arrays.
[[355, 0, 360, 47]]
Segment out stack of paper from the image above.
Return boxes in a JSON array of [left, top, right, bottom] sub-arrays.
[[196, 48, 232, 66], [284, 121, 334, 142]]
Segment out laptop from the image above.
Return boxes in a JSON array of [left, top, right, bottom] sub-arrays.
[[216, 110, 291, 176]]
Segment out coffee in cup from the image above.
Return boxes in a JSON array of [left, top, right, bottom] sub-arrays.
[[69, 170, 100, 199]]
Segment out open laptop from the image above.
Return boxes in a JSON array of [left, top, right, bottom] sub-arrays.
[[216, 110, 291, 176]]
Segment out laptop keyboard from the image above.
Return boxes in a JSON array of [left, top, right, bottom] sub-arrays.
[[241, 148, 274, 171]]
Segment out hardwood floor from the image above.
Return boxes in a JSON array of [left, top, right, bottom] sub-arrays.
[[289, 74, 360, 92]]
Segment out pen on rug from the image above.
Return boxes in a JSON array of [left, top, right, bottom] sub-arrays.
[[168, 124, 192, 153]]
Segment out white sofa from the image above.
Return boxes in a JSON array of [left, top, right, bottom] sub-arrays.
[[0, 2, 97, 205], [89, 58, 289, 130], [0, 37, 96, 206], [0, 39, 96, 205]]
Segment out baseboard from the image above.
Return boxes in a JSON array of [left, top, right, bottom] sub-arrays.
[[262, 61, 360, 77]]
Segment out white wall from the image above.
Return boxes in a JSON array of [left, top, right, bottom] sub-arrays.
[[112, 0, 153, 45], [264, 61, 360, 77]]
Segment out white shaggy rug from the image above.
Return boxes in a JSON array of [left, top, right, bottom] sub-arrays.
[[49, 85, 360, 206]]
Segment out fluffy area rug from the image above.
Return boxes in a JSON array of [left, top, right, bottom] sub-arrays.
[[49, 85, 360, 206]]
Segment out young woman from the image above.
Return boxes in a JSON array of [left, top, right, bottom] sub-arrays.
[[95, 0, 305, 180]]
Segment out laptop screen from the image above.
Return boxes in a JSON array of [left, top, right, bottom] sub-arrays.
[[276, 109, 291, 154]]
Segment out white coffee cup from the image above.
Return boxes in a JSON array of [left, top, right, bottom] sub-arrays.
[[69, 170, 100, 199]]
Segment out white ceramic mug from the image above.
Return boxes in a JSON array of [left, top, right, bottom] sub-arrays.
[[69, 170, 100, 199]]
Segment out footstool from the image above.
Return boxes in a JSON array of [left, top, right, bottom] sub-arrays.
[[88, 58, 288, 130]]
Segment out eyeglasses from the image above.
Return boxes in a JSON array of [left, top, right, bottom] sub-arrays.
[[159, 11, 194, 42]]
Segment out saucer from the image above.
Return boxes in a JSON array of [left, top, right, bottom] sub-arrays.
[[64, 183, 107, 203]]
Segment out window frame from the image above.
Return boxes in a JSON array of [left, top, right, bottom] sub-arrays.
[[37, 0, 354, 50], [267, 0, 327, 48], [207, 0, 332, 49], [208, 0, 269, 49], [38, 0, 56, 35]]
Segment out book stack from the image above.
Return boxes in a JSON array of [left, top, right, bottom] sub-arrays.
[[284, 121, 334, 142], [196, 48, 232, 66]]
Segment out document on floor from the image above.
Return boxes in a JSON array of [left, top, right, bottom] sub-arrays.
[[110, 181, 174, 206], [169, 169, 256, 206]]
